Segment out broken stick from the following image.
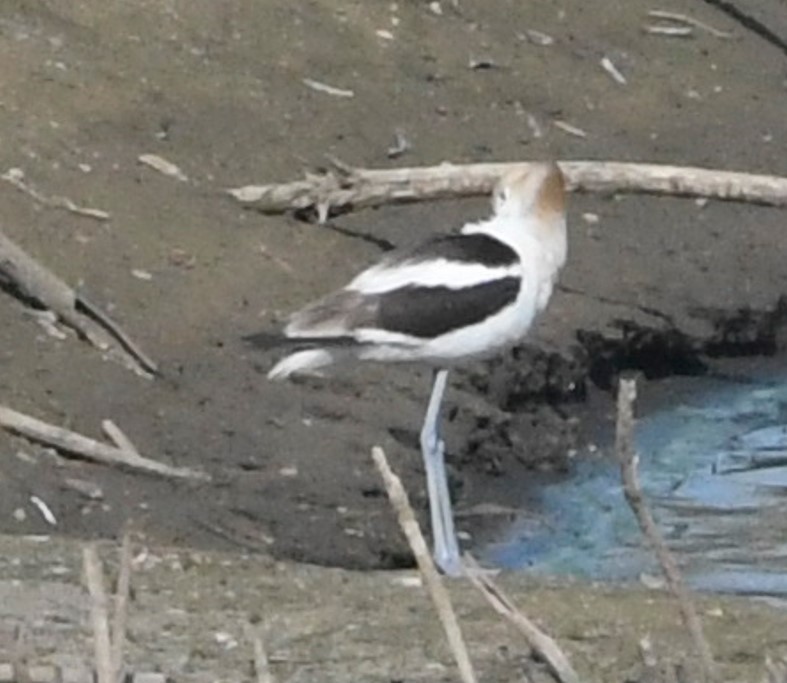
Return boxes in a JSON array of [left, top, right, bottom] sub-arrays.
[[463, 553, 580, 683], [0, 404, 210, 481], [229, 160, 787, 220], [615, 378, 718, 683], [0, 227, 157, 377]]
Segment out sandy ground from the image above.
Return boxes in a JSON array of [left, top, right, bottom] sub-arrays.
[[2, 533, 787, 682], [0, 0, 786, 677]]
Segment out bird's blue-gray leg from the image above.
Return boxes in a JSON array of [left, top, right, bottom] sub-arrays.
[[419, 369, 461, 575]]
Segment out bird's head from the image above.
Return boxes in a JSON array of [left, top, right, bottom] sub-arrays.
[[493, 162, 565, 220], [493, 161, 567, 265]]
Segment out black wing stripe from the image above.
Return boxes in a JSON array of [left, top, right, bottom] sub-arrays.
[[386, 233, 518, 269], [243, 331, 360, 349], [375, 276, 520, 339]]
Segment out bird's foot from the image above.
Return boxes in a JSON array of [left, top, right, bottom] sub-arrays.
[[434, 548, 464, 577]]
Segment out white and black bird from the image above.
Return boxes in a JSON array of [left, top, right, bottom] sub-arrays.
[[255, 161, 568, 574]]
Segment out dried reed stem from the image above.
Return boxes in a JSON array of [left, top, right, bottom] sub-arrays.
[[615, 378, 718, 683], [371, 446, 477, 683]]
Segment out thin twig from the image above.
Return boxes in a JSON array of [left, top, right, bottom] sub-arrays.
[[83, 545, 115, 683], [228, 160, 787, 221], [643, 24, 694, 37], [302, 78, 354, 98], [101, 420, 141, 457], [600, 56, 627, 85], [138, 154, 189, 182], [647, 10, 734, 38], [2, 167, 111, 221], [553, 121, 588, 138], [615, 378, 718, 683], [0, 404, 210, 481], [463, 554, 580, 683], [77, 294, 159, 375], [29, 495, 57, 525], [371, 446, 477, 683], [111, 529, 133, 683]]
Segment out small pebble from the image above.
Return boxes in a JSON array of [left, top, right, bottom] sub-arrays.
[[394, 574, 423, 588], [214, 631, 238, 650], [582, 212, 600, 224], [639, 572, 666, 590], [523, 29, 554, 46], [132, 269, 153, 281]]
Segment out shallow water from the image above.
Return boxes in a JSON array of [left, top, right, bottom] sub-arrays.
[[483, 365, 787, 599]]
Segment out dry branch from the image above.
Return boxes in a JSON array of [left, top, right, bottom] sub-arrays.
[[463, 554, 580, 683], [83, 545, 115, 683], [371, 446, 477, 683], [228, 160, 787, 220], [615, 378, 718, 683], [0, 227, 157, 377], [0, 404, 210, 481]]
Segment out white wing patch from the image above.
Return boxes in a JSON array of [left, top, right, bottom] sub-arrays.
[[353, 327, 423, 347], [348, 259, 519, 295]]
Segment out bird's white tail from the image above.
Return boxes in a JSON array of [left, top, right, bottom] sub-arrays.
[[267, 348, 334, 380]]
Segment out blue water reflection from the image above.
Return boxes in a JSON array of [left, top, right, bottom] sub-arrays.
[[482, 372, 787, 597]]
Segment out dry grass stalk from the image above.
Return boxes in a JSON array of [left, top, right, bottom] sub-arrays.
[[371, 446, 477, 683], [615, 378, 718, 683], [111, 530, 133, 683], [83, 545, 115, 683], [228, 160, 787, 221], [463, 554, 580, 683]]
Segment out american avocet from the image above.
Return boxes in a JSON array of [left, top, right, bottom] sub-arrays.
[[258, 162, 567, 574]]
